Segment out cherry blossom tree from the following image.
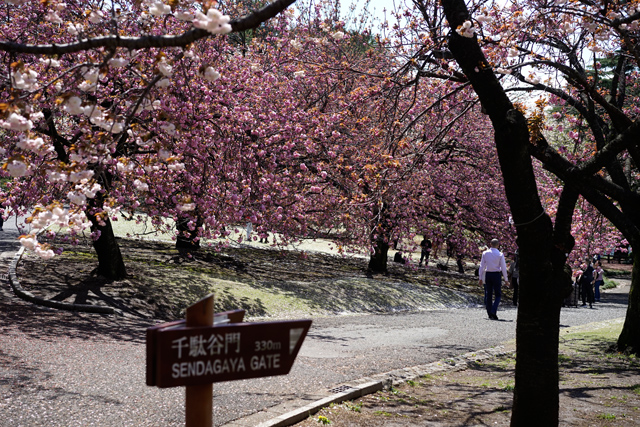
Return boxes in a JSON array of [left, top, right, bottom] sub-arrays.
[[382, 0, 640, 424], [472, 0, 640, 356], [0, 0, 297, 278]]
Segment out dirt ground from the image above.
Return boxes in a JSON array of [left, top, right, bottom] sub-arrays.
[[295, 332, 640, 426]]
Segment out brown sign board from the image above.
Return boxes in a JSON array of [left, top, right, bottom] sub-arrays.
[[146, 309, 246, 386], [147, 314, 311, 388]]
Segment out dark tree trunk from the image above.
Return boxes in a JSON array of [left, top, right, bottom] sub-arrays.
[[440, 0, 576, 424], [616, 251, 640, 353], [368, 202, 391, 274], [87, 212, 127, 280], [368, 238, 389, 273], [176, 215, 204, 250], [85, 176, 127, 280]]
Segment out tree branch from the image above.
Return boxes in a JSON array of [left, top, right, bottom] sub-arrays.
[[0, 0, 297, 55]]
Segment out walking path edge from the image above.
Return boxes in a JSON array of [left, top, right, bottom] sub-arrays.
[[223, 346, 513, 427]]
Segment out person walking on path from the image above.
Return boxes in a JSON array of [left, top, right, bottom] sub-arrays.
[[593, 261, 604, 302], [508, 249, 520, 307], [478, 238, 510, 320]]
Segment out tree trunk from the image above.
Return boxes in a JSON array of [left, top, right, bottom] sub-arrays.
[[440, 1, 570, 424], [510, 227, 565, 426], [616, 250, 640, 353], [176, 215, 203, 250], [87, 212, 127, 280], [368, 238, 389, 273], [85, 179, 127, 280], [368, 201, 391, 274]]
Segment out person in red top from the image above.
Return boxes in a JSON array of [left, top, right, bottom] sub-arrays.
[[478, 239, 510, 320]]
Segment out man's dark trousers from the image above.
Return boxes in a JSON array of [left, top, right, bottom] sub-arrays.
[[484, 271, 502, 317]]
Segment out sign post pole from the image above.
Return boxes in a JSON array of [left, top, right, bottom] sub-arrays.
[[185, 294, 214, 427], [146, 295, 311, 425]]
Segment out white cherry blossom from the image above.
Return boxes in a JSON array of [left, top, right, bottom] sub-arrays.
[[68, 191, 87, 205], [6, 159, 29, 176], [456, 21, 475, 38], [88, 10, 104, 24], [1, 113, 33, 131], [149, 1, 171, 16], [134, 179, 149, 191], [20, 235, 39, 251], [16, 136, 45, 152], [157, 78, 171, 88], [175, 11, 194, 21], [203, 67, 220, 81], [64, 96, 84, 115], [193, 8, 232, 35]]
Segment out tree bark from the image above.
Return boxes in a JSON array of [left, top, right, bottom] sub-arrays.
[[85, 179, 127, 280], [368, 202, 391, 274], [616, 251, 640, 353], [440, 0, 574, 424], [368, 238, 389, 273], [176, 216, 204, 250], [87, 212, 127, 280]]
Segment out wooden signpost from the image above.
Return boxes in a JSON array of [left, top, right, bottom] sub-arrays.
[[146, 294, 312, 426]]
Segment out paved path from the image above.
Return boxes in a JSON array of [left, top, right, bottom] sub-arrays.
[[0, 227, 631, 426]]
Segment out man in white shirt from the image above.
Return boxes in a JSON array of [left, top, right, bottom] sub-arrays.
[[478, 238, 510, 320]]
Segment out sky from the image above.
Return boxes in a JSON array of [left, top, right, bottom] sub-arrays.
[[349, 0, 399, 27]]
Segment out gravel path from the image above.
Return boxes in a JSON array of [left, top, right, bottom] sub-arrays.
[[0, 222, 631, 427]]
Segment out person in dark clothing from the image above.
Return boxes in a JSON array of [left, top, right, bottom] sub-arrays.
[[578, 260, 595, 308], [419, 236, 432, 266], [393, 251, 406, 264], [456, 252, 464, 274]]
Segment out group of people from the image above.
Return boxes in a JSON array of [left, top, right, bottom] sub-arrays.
[[477, 238, 607, 319], [393, 233, 613, 320], [575, 259, 605, 308]]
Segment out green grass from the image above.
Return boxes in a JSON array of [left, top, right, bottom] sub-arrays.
[[596, 413, 617, 420], [502, 383, 515, 392], [344, 402, 362, 412], [559, 319, 624, 354], [558, 354, 572, 363], [317, 415, 332, 424], [601, 278, 619, 290]]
